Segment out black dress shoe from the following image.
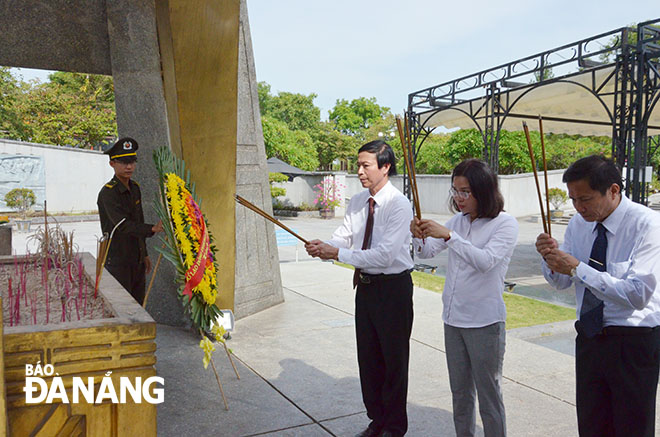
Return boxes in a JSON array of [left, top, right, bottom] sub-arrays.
[[355, 427, 380, 437], [379, 431, 402, 437]]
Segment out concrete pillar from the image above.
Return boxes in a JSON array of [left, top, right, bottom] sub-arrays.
[[107, 0, 186, 325], [234, 0, 283, 317]]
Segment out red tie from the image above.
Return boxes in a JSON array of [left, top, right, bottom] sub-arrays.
[[353, 197, 376, 288]]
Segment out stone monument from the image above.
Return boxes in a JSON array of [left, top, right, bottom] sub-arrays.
[[0, 0, 283, 323]]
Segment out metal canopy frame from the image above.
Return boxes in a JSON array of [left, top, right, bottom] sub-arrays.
[[407, 18, 660, 204]]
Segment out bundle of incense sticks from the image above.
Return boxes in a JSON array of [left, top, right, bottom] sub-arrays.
[[396, 114, 422, 219], [522, 118, 552, 237], [235, 194, 309, 244]]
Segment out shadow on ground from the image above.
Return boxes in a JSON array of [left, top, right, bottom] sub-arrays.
[[156, 325, 468, 436]]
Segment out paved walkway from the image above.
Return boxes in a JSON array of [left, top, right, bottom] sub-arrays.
[[10, 213, 660, 436]]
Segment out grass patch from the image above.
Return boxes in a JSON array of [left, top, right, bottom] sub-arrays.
[[503, 293, 575, 329], [333, 261, 574, 329]]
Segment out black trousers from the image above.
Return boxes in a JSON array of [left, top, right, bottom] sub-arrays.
[[106, 262, 146, 305], [575, 324, 660, 437], [355, 273, 414, 436]]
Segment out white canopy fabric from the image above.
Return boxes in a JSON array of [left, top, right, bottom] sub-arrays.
[[420, 66, 660, 137]]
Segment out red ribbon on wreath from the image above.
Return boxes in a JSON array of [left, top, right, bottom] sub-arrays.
[[182, 215, 210, 301]]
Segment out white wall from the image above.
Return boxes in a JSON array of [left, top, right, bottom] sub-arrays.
[[274, 169, 570, 218], [499, 169, 566, 217], [0, 139, 114, 213]]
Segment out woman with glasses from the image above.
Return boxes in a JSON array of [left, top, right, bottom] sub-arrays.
[[410, 159, 518, 437]]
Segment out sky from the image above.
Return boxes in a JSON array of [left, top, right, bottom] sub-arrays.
[[12, 1, 660, 120]]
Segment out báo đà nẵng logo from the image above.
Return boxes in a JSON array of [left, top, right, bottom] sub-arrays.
[[23, 362, 164, 404]]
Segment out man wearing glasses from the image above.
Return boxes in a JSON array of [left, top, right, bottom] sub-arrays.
[[97, 137, 163, 305]]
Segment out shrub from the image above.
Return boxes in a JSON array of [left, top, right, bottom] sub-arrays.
[[4, 188, 36, 217], [546, 187, 568, 210], [313, 178, 344, 210], [269, 172, 288, 199]]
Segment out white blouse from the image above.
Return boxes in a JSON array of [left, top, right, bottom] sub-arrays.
[[413, 212, 519, 328]]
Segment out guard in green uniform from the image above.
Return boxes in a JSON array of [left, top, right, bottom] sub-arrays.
[[97, 137, 163, 304]]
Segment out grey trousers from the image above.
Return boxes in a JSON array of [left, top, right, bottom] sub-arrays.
[[444, 322, 506, 437]]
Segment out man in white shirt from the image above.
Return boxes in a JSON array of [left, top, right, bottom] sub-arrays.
[[306, 140, 414, 437], [536, 155, 660, 437]]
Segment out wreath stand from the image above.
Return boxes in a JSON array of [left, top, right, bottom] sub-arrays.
[[143, 251, 240, 410]]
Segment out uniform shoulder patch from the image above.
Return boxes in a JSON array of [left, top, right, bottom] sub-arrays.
[[104, 180, 118, 189]]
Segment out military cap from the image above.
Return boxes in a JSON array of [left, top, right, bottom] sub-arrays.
[[104, 137, 139, 161]]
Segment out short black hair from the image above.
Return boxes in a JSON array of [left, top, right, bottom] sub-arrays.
[[451, 159, 504, 219], [358, 140, 397, 176], [562, 155, 622, 195]]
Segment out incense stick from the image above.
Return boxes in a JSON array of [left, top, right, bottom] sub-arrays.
[[235, 195, 309, 244], [522, 121, 549, 234], [539, 116, 552, 238], [404, 114, 422, 220], [396, 115, 421, 219]]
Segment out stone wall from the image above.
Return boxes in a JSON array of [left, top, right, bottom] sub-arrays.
[[273, 170, 569, 218], [0, 139, 114, 213]]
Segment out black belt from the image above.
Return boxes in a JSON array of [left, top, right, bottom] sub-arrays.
[[359, 269, 412, 284], [576, 321, 659, 336]]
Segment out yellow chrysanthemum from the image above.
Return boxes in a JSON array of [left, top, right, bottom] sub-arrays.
[[164, 171, 220, 302], [199, 337, 215, 369], [211, 324, 226, 343]]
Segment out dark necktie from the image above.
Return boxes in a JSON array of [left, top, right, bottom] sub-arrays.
[[353, 197, 375, 288], [580, 222, 607, 338]]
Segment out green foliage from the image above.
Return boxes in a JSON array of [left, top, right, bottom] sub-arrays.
[[313, 121, 358, 170], [329, 97, 390, 138], [0, 70, 116, 148], [4, 188, 36, 217], [407, 127, 612, 176], [262, 116, 319, 171], [257, 81, 273, 116], [0, 68, 31, 140], [267, 91, 320, 132], [498, 130, 541, 174], [443, 129, 484, 165], [269, 172, 288, 199], [414, 134, 452, 174], [533, 67, 555, 82], [546, 187, 568, 210]]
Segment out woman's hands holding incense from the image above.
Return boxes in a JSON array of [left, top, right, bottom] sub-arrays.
[[411, 218, 451, 241]]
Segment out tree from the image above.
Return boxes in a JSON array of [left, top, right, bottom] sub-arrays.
[[598, 22, 660, 64], [258, 81, 320, 132], [312, 121, 358, 170], [1, 70, 117, 148], [257, 81, 273, 119], [0, 67, 33, 140], [414, 133, 452, 174], [443, 129, 484, 167], [269, 172, 288, 199], [329, 97, 390, 138], [261, 116, 319, 171], [533, 66, 555, 82], [267, 91, 320, 132]]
